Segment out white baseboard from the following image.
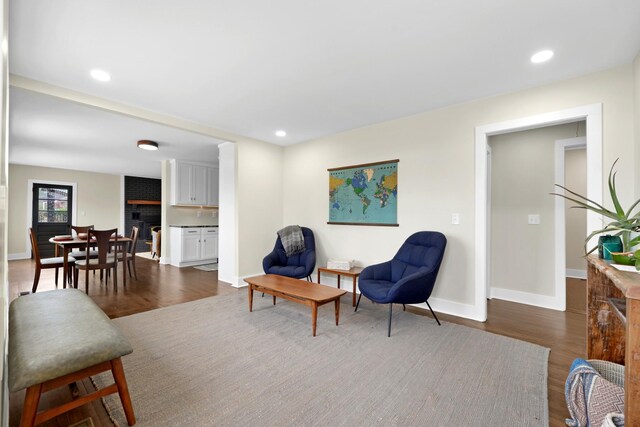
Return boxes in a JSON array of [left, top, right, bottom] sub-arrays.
[[230, 272, 264, 288], [566, 269, 587, 279], [8, 252, 30, 261], [490, 287, 564, 311], [159, 256, 170, 265], [411, 297, 482, 321]]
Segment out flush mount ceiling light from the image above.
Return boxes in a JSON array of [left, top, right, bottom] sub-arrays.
[[275, 130, 287, 137], [137, 140, 159, 151], [530, 50, 554, 64], [90, 69, 111, 82]]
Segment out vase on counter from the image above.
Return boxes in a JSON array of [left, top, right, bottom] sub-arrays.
[[598, 235, 622, 260]]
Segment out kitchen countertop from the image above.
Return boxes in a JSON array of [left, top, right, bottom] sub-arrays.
[[169, 225, 219, 228]]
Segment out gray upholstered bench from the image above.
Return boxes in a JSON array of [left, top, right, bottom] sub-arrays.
[[9, 289, 136, 426]]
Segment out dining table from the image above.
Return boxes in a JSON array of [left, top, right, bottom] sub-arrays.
[[49, 235, 133, 288]]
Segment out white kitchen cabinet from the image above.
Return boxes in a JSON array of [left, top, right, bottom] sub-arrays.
[[201, 228, 219, 260], [170, 226, 219, 267], [170, 160, 218, 206]]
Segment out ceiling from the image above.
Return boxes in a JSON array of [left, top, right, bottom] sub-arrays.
[[9, 88, 224, 178], [8, 1, 640, 169]]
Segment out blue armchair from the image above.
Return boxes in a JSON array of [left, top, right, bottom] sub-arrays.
[[263, 227, 316, 281], [355, 231, 447, 336]]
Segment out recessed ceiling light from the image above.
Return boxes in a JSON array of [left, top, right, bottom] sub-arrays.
[[137, 140, 158, 151], [530, 50, 554, 64], [275, 130, 287, 137], [90, 69, 111, 82]]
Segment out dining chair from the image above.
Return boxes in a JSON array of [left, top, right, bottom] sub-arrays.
[[117, 226, 139, 280], [69, 225, 99, 260], [74, 228, 118, 294], [150, 228, 161, 261], [29, 228, 76, 293]]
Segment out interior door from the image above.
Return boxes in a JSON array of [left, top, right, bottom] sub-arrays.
[[32, 184, 73, 258]]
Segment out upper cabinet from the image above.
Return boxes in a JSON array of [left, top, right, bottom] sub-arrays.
[[170, 160, 219, 206]]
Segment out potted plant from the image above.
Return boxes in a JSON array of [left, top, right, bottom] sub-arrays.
[[552, 158, 640, 267]]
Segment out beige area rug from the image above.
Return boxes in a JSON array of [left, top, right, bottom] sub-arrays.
[[94, 293, 549, 426], [193, 263, 218, 271]]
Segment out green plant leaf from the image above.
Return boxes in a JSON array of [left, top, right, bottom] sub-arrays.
[[550, 192, 619, 220], [607, 159, 625, 218], [624, 197, 640, 219], [552, 184, 609, 212]]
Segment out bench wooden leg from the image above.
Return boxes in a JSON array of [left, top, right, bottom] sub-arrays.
[[20, 384, 42, 427], [18, 359, 136, 427], [111, 357, 136, 426]]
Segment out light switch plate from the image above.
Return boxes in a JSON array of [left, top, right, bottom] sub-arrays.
[[451, 213, 460, 225], [528, 214, 540, 225]]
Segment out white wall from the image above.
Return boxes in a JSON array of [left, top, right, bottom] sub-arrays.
[[281, 65, 635, 317], [635, 51, 640, 199], [8, 164, 122, 257], [236, 139, 284, 279], [488, 123, 582, 299], [1, 0, 8, 421], [565, 148, 587, 272]]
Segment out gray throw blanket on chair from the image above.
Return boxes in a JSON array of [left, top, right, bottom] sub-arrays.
[[277, 225, 305, 257]]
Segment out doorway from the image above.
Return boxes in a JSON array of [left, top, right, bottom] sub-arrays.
[[556, 139, 587, 313], [474, 104, 603, 322], [31, 183, 73, 258]]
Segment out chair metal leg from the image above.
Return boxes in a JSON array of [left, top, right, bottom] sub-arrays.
[[426, 300, 441, 325], [388, 304, 393, 337], [354, 293, 363, 312]]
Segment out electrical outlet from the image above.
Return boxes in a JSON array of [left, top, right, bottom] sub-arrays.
[[451, 213, 460, 225], [197, 210, 202, 218], [527, 214, 540, 225]]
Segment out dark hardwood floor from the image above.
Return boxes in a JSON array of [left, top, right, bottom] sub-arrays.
[[8, 257, 585, 426]]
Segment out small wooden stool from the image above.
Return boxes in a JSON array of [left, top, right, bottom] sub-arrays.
[[9, 289, 136, 426]]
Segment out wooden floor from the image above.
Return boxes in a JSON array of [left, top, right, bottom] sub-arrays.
[[7, 257, 585, 426]]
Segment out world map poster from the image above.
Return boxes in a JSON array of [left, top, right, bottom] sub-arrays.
[[328, 159, 398, 226]]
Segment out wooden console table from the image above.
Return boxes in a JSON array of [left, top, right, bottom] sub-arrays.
[[586, 255, 639, 425]]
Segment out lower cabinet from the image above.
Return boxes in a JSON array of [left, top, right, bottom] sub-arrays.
[[170, 227, 218, 267]]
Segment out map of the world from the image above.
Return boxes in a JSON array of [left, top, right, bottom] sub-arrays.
[[328, 160, 398, 225]]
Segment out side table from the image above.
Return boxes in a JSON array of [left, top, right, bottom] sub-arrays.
[[317, 266, 363, 307]]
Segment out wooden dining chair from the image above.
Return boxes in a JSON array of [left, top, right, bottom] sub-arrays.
[[117, 226, 139, 280], [74, 228, 118, 294], [69, 225, 98, 260], [28, 228, 76, 293]]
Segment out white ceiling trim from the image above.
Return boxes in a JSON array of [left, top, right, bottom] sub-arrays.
[[10, 74, 247, 144]]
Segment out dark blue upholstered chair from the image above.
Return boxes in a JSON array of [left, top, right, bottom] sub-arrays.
[[262, 227, 316, 281], [355, 231, 447, 336]]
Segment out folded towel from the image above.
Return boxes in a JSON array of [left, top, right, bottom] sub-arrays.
[[565, 358, 625, 427], [277, 225, 305, 257]]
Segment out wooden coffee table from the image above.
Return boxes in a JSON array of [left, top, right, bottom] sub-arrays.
[[244, 274, 347, 337]]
